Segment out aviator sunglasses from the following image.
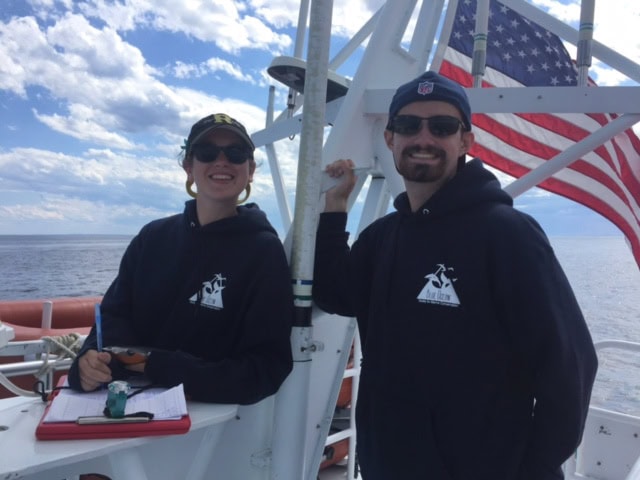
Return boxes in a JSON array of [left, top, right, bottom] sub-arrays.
[[388, 115, 466, 137], [191, 143, 251, 165]]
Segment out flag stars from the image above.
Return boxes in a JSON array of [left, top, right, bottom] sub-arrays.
[[450, 0, 581, 87]]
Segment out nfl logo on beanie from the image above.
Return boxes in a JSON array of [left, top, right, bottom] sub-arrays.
[[387, 71, 472, 131], [417, 80, 434, 95]]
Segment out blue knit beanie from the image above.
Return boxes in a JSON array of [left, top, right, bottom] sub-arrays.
[[387, 71, 472, 131]]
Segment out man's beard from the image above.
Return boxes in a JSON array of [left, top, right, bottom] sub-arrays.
[[394, 146, 447, 183]]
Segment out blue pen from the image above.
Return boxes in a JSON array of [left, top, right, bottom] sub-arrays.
[[95, 303, 103, 352]]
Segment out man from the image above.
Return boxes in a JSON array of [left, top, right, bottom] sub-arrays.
[[313, 71, 598, 479]]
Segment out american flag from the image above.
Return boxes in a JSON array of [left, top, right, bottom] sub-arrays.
[[435, 0, 640, 268]]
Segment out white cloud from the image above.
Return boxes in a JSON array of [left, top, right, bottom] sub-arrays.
[[0, 194, 168, 234], [78, 0, 293, 54], [0, 16, 47, 97], [172, 57, 256, 84], [34, 105, 137, 149]]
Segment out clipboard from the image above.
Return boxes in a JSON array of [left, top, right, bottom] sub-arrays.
[[35, 377, 191, 440]]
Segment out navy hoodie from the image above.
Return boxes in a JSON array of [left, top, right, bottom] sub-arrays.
[[69, 200, 294, 405], [314, 159, 598, 480]]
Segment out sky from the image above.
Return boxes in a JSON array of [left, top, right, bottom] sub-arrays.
[[0, 0, 638, 239]]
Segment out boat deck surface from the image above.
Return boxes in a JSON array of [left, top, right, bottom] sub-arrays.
[[318, 460, 350, 480]]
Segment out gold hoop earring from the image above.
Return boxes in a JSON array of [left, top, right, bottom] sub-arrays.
[[237, 184, 251, 205], [186, 179, 197, 198]]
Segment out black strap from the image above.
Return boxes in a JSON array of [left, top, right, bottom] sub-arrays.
[[33, 380, 70, 402], [102, 405, 154, 419]]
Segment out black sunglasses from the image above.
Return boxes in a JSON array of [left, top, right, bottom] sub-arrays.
[[387, 115, 466, 137], [191, 144, 251, 165]]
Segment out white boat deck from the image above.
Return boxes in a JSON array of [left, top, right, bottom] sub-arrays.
[[318, 461, 350, 480]]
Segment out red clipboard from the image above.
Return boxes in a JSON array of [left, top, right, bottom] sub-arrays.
[[35, 377, 191, 440]]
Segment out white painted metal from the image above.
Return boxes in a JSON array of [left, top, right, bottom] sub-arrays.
[[0, 322, 14, 348], [626, 456, 640, 480], [306, 313, 356, 479], [265, 85, 293, 232], [273, 0, 334, 478], [0, 396, 237, 480], [504, 113, 640, 198], [363, 86, 640, 116], [576, 0, 595, 86], [41, 301, 53, 330], [471, 0, 490, 87], [564, 341, 640, 480]]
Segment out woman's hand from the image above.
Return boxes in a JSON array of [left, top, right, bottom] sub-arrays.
[[78, 350, 112, 391]]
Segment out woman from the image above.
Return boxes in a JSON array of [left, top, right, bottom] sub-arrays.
[[68, 113, 294, 405]]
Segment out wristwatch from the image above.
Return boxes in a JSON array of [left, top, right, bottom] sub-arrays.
[[103, 346, 151, 365]]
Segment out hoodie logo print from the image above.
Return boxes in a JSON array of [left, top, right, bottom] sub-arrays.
[[190, 273, 226, 310], [417, 264, 460, 307]]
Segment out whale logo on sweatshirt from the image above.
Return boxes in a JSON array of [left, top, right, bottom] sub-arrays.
[[417, 264, 460, 307], [189, 273, 226, 310]]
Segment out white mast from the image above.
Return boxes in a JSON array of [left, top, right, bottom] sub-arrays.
[[271, 1, 333, 479]]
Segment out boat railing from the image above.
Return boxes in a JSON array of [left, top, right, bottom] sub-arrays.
[[0, 326, 85, 397], [564, 339, 640, 480], [595, 339, 640, 354]]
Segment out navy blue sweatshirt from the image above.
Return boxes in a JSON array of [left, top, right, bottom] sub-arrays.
[[69, 201, 293, 405], [314, 159, 598, 480]]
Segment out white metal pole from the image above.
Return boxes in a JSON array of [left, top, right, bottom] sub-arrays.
[[504, 113, 640, 198], [289, 2, 332, 295], [576, 0, 595, 86], [286, 0, 312, 116], [40, 300, 54, 388], [347, 329, 362, 480], [271, 1, 333, 479], [472, 0, 490, 88], [41, 301, 53, 329], [265, 85, 293, 232]]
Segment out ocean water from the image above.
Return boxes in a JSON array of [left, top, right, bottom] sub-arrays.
[[0, 234, 639, 414], [0, 235, 132, 299], [549, 236, 640, 416]]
